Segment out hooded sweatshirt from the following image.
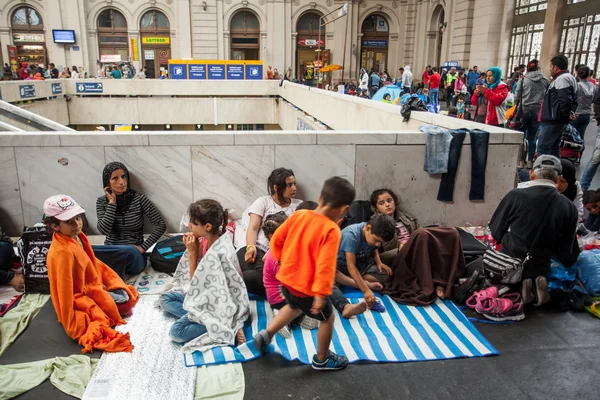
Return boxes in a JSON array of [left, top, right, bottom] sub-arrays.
[[540, 71, 578, 124], [402, 66, 413, 89], [574, 80, 597, 116], [515, 71, 549, 114]]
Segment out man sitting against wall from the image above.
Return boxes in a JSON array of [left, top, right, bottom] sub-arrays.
[[470, 155, 580, 306]]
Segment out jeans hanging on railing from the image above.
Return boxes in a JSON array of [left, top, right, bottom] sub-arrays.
[[422, 125, 453, 174]]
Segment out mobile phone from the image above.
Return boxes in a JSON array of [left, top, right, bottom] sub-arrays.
[[476, 78, 484, 86], [107, 188, 113, 194]]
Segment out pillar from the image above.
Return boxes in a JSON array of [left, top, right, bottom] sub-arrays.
[[178, 0, 193, 58], [539, 0, 566, 77], [216, 0, 224, 59]]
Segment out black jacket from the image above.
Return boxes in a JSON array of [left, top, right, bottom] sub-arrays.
[[584, 213, 600, 232], [489, 182, 579, 278], [540, 71, 578, 124], [595, 84, 600, 121]]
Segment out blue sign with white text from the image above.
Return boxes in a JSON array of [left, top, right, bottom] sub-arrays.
[[189, 64, 206, 79], [207, 64, 225, 80], [362, 40, 387, 47], [76, 82, 103, 93], [51, 83, 62, 94], [169, 63, 187, 80], [226, 64, 244, 80], [19, 85, 36, 99], [245, 64, 263, 80]]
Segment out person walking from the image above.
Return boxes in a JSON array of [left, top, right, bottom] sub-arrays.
[[570, 65, 596, 141], [515, 59, 549, 169], [537, 55, 578, 158]]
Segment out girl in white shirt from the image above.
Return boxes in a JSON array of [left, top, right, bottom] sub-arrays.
[[70, 66, 80, 79]]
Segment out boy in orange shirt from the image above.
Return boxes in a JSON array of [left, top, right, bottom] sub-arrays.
[[253, 177, 355, 370]]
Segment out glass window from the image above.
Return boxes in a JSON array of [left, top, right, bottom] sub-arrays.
[[11, 8, 27, 25], [98, 10, 112, 28], [114, 11, 127, 28], [12, 7, 43, 27], [141, 10, 169, 29], [297, 12, 321, 34], [559, 13, 600, 79], [141, 12, 154, 29], [507, 23, 544, 73], [156, 12, 169, 29], [231, 11, 259, 31], [29, 9, 42, 26], [514, 0, 546, 15]]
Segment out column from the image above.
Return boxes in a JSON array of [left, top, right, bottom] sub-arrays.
[[217, 0, 224, 59], [268, 0, 285, 69], [539, 0, 566, 76], [0, 28, 10, 69], [178, 0, 193, 59], [285, 0, 292, 70], [46, 0, 67, 68]]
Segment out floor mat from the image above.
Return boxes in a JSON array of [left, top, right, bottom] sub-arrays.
[[184, 295, 498, 367], [82, 296, 196, 400], [131, 266, 172, 295], [0, 294, 50, 358]]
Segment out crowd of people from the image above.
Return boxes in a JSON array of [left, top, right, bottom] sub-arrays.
[[1, 61, 146, 80]]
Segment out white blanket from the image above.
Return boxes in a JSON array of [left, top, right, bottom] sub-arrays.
[[179, 235, 249, 353]]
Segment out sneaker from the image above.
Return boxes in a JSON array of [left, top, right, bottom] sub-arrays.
[[311, 351, 349, 371], [533, 276, 551, 307], [299, 316, 320, 330], [369, 299, 386, 313], [477, 297, 525, 322], [252, 330, 272, 354], [466, 286, 499, 309], [278, 324, 292, 339]]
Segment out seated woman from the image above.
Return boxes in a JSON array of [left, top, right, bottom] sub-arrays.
[[43, 195, 139, 353], [95, 162, 166, 277], [161, 199, 249, 351], [236, 168, 302, 296], [556, 159, 584, 222]]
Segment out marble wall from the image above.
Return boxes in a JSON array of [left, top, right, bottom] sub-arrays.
[[0, 131, 519, 236]]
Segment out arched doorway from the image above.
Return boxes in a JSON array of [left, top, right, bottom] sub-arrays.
[[431, 6, 445, 68], [230, 10, 260, 60], [360, 14, 389, 73], [97, 9, 129, 61], [11, 6, 46, 67], [296, 12, 324, 85], [140, 10, 171, 78]]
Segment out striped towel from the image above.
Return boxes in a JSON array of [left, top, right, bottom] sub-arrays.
[[184, 294, 498, 366]]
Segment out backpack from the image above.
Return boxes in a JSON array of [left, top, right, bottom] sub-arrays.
[[17, 225, 53, 294], [150, 235, 186, 275], [401, 97, 428, 122], [340, 200, 374, 230]]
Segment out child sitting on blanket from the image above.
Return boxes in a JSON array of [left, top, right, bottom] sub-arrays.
[[43, 195, 139, 354], [262, 210, 320, 338], [254, 177, 356, 371], [160, 199, 249, 352], [331, 214, 396, 318]]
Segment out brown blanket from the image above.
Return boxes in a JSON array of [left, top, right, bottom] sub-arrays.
[[382, 227, 465, 306]]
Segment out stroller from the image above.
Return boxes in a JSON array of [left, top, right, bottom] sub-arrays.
[[560, 124, 584, 164]]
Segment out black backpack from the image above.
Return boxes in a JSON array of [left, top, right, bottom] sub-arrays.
[[150, 235, 185, 275], [401, 97, 428, 122], [17, 226, 53, 294], [340, 200, 374, 230]]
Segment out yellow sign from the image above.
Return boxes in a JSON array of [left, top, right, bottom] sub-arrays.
[[131, 37, 139, 61], [142, 37, 170, 45]]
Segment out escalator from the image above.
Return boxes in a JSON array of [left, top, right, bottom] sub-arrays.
[[0, 99, 75, 131]]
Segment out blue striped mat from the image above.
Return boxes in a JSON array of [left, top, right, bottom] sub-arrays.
[[184, 294, 498, 367]]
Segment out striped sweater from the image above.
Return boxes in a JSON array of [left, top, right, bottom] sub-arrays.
[[96, 193, 166, 251]]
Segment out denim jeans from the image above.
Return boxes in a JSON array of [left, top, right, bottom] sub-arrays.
[[446, 87, 454, 107], [429, 88, 439, 105], [438, 129, 490, 201], [330, 284, 350, 313], [422, 126, 453, 174], [521, 111, 540, 162], [160, 291, 208, 344], [93, 245, 146, 278], [570, 114, 591, 141], [581, 128, 600, 190], [537, 123, 566, 158], [0, 240, 14, 285]]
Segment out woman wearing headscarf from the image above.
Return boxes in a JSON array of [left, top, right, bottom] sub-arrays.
[[471, 66, 509, 126], [557, 159, 584, 221], [359, 68, 368, 91], [95, 162, 166, 277]]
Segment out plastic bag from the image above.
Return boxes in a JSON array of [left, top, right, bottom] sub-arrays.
[[574, 249, 600, 296], [546, 259, 576, 292]]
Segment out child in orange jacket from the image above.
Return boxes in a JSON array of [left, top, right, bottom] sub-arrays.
[[43, 195, 139, 354]]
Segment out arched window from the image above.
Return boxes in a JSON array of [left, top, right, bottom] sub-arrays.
[[140, 10, 171, 78], [230, 10, 260, 60], [360, 14, 389, 73], [11, 6, 43, 30], [97, 9, 129, 62], [97, 9, 127, 31], [297, 12, 322, 37], [141, 10, 170, 32]]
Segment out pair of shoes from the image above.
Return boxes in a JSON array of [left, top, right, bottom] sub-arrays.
[[299, 315, 320, 330], [466, 286, 499, 309], [369, 299, 386, 313], [533, 276, 551, 306], [311, 351, 349, 371], [253, 330, 272, 353], [477, 297, 525, 321], [278, 324, 292, 339]]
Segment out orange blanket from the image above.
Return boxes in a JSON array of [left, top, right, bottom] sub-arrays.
[[47, 232, 139, 353]]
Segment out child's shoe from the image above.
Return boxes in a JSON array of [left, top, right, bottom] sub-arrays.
[[278, 324, 292, 339], [369, 299, 386, 313], [299, 315, 320, 330], [311, 351, 349, 371]]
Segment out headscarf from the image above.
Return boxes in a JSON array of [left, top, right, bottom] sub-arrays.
[[102, 162, 137, 215], [485, 67, 503, 89], [559, 159, 577, 202]]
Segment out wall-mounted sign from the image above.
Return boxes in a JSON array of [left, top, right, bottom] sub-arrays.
[[168, 60, 264, 80], [169, 64, 187, 80], [208, 64, 225, 79], [226, 64, 244, 80], [130, 37, 139, 61], [72, 46, 80, 51], [19, 85, 36, 99], [51, 83, 62, 95], [144, 49, 155, 60], [189, 64, 206, 79], [444, 61, 459, 67], [141, 37, 170, 45], [298, 39, 324, 46], [100, 55, 121, 63], [245, 64, 263, 80], [76, 82, 103, 93], [362, 40, 387, 48], [13, 33, 45, 43]]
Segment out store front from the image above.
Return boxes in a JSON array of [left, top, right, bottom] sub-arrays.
[[360, 14, 389, 73], [11, 6, 46, 67], [230, 10, 260, 60], [296, 12, 325, 86], [140, 10, 171, 78], [97, 9, 129, 61]]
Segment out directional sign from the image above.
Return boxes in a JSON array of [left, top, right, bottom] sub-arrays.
[[189, 64, 206, 80], [76, 82, 103, 93], [208, 64, 225, 80], [51, 83, 62, 95], [226, 64, 244, 80], [245, 64, 263, 80], [19, 85, 36, 99]]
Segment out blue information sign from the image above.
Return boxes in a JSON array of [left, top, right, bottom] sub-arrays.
[[245, 64, 263, 80], [76, 82, 103, 93], [189, 64, 206, 79], [51, 83, 62, 94], [207, 64, 225, 80], [226, 64, 244, 80], [169, 63, 187, 80], [362, 40, 387, 47], [19, 85, 36, 99]]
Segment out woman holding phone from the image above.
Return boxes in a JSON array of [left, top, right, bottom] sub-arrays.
[[95, 162, 166, 277]]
